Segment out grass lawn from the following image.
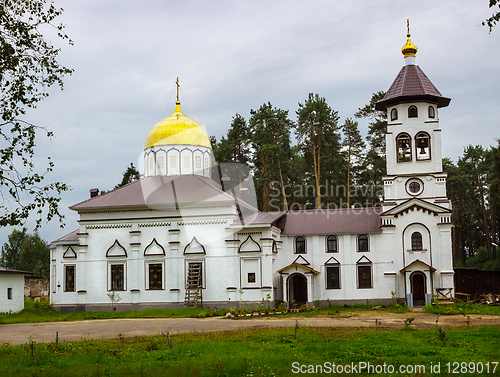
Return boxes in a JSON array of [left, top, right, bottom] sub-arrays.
[[2, 299, 500, 325], [1, 326, 499, 376]]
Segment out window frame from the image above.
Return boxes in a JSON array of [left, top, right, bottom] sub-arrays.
[[147, 262, 164, 290], [415, 132, 431, 161], [357, 234, 369, 252], [7, 287, 12, 300], [411, 232, 423, 251], [170, 155, 177, 168], [326, 235, 338, 253], [325, 265, 341, 289], [295, 236, 306, 254], [408, 105, 418, 118], [428, 106, 435, 119], [396, 133, 412, 162], [64, 264, 75, 292], [109, 263, 126, 291], [390, 108, 398, 121], [406, 178, 424, 196], [357, 264, 372, 289]]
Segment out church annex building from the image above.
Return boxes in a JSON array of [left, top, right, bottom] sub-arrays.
[[49, 28, 455, 312]]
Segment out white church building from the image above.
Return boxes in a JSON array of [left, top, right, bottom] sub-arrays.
[[50, 28, 455, 312]]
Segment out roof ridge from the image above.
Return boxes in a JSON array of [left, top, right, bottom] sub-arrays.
[[70, 177, 144, 209]]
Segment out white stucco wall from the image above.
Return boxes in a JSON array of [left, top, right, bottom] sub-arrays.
[[0, 274, 25, 313]]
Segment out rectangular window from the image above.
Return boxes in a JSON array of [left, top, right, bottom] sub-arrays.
[[148, 263, 163, 290], [64, 265, 75, 292], [149, 157, 154, 170], [205, 157, 209, 169], [358, 265, 372, 289], [7, 288, 12, 300], [110, 264, 125, 291], [248, 272, 256, 283], [158, 156, 164, 169], [326, 266, 340, 289], [170, 155, 177, 168], [183, 155, 190, 168], [196, 156, 202, 169], [187, 261, 203, 289]]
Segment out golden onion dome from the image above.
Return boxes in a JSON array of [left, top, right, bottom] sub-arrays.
[[401, 19, 417, 58], [144, 100, 212, 150]]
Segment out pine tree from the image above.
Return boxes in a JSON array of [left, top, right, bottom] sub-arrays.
[[250, 103, 293, 211], [115, 163, 140, 188], [341, 118, 366, 207], [296, 94, 341, 209], [355, 91, 387, 206]]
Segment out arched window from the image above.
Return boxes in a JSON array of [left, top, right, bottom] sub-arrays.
[[295, 236, 306, 254], [428, 106, 435, 118], [390, 108, 398, 121], [396, 133, 412, 162], [411, 232, 423, 250], [357, 234, 369, 252], [326, 235, 337, 253], [415, 132, 431, 160], [408, 105, 418, 118]]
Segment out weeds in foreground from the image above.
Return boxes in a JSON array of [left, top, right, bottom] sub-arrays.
[[1, 326, 498, 377]]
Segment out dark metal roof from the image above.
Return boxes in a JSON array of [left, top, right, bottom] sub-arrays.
[[0, 267, 33, 275], [375, 64, 450, 110], [71, 175, 248, 211], [233, 211, 286, 227], [49, 229, 79, 248], [282, 207, 382, 235]]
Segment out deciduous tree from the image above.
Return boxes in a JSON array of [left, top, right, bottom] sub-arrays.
[[0, 0, 73, 227]]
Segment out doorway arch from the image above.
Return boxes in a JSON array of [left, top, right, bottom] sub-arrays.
[[287, 273, 307, 307], [410, 271, 426, 301]]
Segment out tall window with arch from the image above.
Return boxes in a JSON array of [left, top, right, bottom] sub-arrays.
[[357, 234, 369, 252], [408, 105, 418, 118], [396, 133, 412, 162], [390, 108, 398, 121], [428, 106, 435, 118], [411, 232, 423, 251], [295, 236, 306, 254], [326, 235, 338, 253], [415, 132, 430, 160]]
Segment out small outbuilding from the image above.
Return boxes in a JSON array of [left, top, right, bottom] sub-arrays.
[[0, 267, 33, 313]]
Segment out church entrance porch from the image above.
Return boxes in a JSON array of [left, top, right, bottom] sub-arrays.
[[287, 273, 307, 307], [277, 262, 320, 308], [410, 271, 426, 306]]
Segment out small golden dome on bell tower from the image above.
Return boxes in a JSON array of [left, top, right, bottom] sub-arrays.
[[401, 19, 417, 58]]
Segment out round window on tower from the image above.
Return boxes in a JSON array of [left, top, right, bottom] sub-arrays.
[[406, 178, 424, 196]]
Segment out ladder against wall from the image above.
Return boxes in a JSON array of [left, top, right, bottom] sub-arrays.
[[185, 262, 203, 307]]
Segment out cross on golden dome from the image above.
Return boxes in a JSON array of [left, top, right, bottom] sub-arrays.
[[401, 19, 418, 58]]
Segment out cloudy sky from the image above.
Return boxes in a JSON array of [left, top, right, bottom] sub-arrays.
[[3, 0, 499, 244]]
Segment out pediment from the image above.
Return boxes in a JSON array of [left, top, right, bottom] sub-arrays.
[[325, 256, 340, 265], [356, 255, 372, 264], [106, 240, 127, 257], [276, 262, 320, 275], [63, 246, 77, 259], [238, 235, 261, 253], [292, 255, 310, 265], [144, 238, 165, 256], [400, 259, 436, 273], [382, 198, 450, 218], [184, 237, 206, 255]]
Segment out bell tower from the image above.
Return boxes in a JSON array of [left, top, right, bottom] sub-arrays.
[[376, 21, 451, 210]]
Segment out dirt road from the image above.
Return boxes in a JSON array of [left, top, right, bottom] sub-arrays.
[[1, 312, 498, 346]]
